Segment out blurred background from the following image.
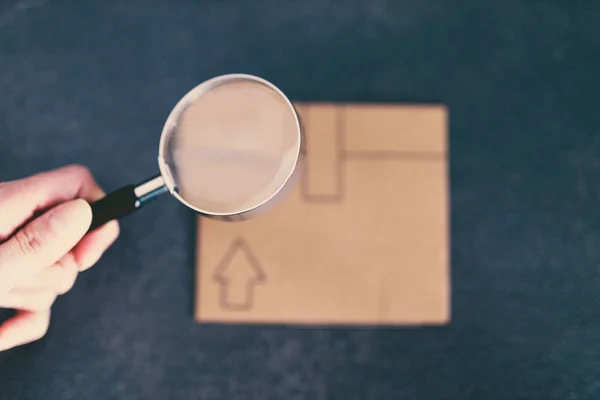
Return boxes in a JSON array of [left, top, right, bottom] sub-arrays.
[[1, 1, 600, 399]]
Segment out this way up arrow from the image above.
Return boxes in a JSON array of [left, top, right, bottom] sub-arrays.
[[213, 238, 266, 311]]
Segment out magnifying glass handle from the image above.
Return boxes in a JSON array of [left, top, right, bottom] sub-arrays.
[[88, 175, 167, 232], [88, 185, 140, 231]]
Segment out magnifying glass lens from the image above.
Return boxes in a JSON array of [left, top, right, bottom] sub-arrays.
[[87, 74, 303, 231], [163, 77, 301, 215]]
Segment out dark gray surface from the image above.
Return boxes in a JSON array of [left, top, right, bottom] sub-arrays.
[[1, 0, 600, 398]]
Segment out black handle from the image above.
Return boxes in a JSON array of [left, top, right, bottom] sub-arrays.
[[88, 184, 141, 231]]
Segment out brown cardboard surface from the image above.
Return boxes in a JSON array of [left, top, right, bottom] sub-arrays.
[[194, 103, 450, 325]]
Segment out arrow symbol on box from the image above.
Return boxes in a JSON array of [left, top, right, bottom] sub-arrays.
[[213, 238, 266, 311]]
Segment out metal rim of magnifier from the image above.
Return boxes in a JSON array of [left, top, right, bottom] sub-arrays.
[[156, 73, 305, 221]]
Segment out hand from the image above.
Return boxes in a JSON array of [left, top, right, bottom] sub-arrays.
[[0, 165, 119, 351]]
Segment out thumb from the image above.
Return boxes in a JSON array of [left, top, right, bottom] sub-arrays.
[[0, 199, 92, 293]]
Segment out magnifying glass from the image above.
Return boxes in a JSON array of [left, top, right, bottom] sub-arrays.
[[88, 73, 304, 231]]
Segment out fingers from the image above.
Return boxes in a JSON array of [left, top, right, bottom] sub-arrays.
[[65, 173, 120, 272], [0, 251, 80, 352], [72, 220, 119, 271], [0, 309, 51, 351], [0, 165, 120, 352], [0, 250, 80, 352], [0, 199, 91, 293], [39, 252, 80, 294], [0, 164, 103, 241], [0, 288, 57, 312], [17, 252, 80, 294], [12, 220, 119, 295]]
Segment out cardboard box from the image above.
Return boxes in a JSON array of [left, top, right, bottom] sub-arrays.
[[195, 103, 450, 325]]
